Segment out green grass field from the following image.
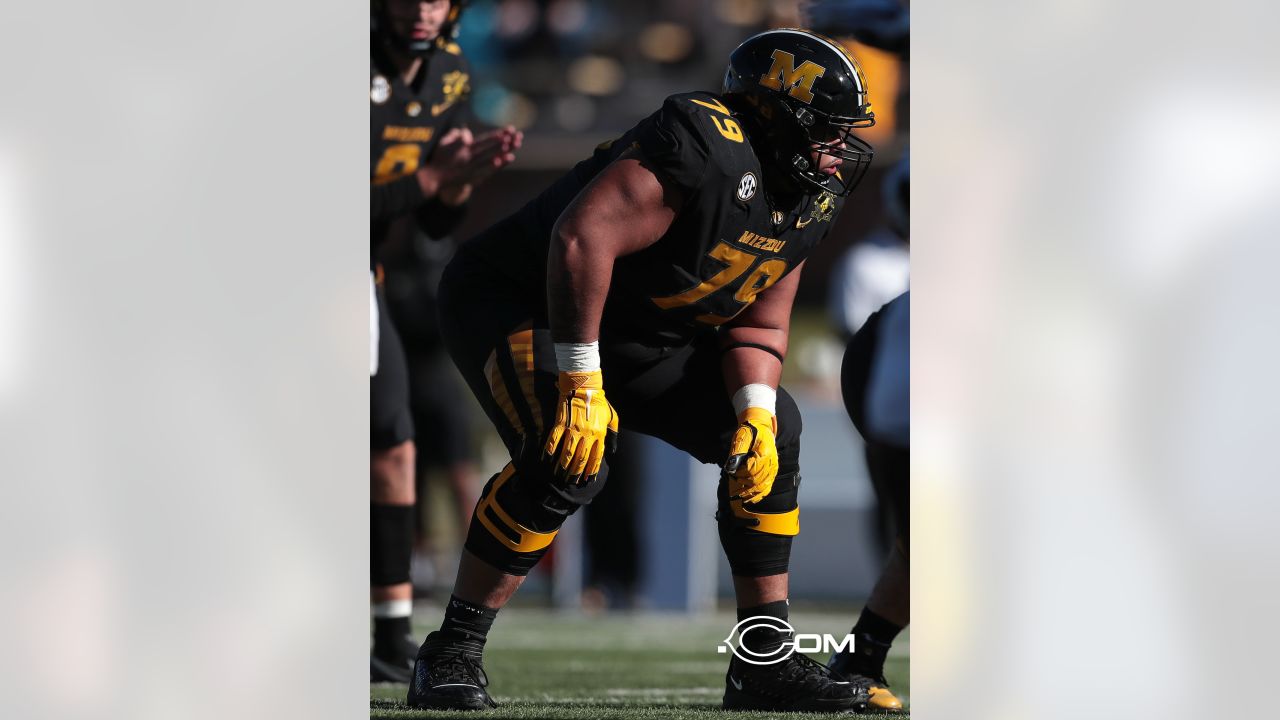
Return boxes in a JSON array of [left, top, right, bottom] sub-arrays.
[[371, 608, 909, 719]]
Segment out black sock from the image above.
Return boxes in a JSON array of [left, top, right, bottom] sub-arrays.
[[842, 607, 903, 677], [736, 599, 792, 658], [852, 607, 903, 645], [424, 595, 499, 661], [372, 615, 412, 659], [737, 598, 790, 623]]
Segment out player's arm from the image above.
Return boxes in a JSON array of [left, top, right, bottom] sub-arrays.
[[548, 147, 680, 341], [720, 260, 802, 391], [427, 125, 523, 206], [431, 83, 478, 209], [413, 123, 521, 239], [369, 127, 520, 224], [541, 147, 682, 484], [418, 56, 513, 230], [718, 261, 805, 503]]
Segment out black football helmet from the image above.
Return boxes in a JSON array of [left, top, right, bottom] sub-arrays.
[[373, 0, 467, 57], [723, 28, 875, 196]]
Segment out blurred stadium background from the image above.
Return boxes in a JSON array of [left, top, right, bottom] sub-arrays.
[[379, 0, 908, 616]]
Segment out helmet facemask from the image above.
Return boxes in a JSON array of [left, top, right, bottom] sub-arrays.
[[790, 103, 874, 197]]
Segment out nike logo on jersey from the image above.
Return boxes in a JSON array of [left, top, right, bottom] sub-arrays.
[[794, 216, 813, 229], [433, 71, 470, 116]]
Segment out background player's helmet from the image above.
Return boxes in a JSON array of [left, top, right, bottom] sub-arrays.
[[723, 28, 875, 197], [372, 0, 467, 57]]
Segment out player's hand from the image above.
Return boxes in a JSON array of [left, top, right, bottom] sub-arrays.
[[723, 407, 779, 504], [543, 370, 619, 485], [418, 126, 523, 199], [465, 126, 522, 174]]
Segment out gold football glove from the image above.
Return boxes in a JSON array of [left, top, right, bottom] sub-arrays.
[[724, 407, 779, 504], [543, 370, 619, 484]]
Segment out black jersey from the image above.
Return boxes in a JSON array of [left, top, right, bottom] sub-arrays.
[[459, 91, 849, 345], [371, 41, 471, 257], [371, 41, 470, 185]]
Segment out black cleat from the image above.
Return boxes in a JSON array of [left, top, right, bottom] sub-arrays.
[[370, 632, 417, 684], [406, 631, 497, 711], [828, 652, 905, 713], [722, 651, 870, 713]]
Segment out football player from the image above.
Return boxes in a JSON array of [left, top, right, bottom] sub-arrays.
[[370, 0, 522, 684], [408, 29, 877, 713], [828, 290, 910, 712]]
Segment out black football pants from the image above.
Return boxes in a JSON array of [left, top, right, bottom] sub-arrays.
[[437, 252, 803, 577]]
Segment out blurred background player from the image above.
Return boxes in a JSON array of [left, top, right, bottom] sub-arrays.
[[830, 152, 908, 338], [408, 29, 878, 713], [830, 152, 908, 554], [828, 290, 909, 712], [370, 0, 522, 683], [804, 2, 910, 712], [806, 0, 910, 57], [379, 183, 483, 586]]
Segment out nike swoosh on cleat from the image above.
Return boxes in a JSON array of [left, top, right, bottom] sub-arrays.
[[432, 683, 479, 689], [729, 676, 743, 691]]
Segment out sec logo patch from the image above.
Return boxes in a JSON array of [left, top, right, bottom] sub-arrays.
[[736, 172, 757, 202], [370, 75, 391, 105]]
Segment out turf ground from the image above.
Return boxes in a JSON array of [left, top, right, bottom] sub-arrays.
[[371, 608, 910, 719]]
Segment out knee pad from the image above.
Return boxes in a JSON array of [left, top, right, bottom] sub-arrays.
[[774, 389, 802, 469], [464, 462, 608, 576], [370, 503, 414, 586], [717, 469, 801, 577]]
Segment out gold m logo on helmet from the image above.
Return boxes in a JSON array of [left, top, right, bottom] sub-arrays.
[[758, 50, 826, 104]]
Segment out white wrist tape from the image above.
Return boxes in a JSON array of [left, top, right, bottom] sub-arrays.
[[554, 341, 600, 373], [732, 384, 776, 417]]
